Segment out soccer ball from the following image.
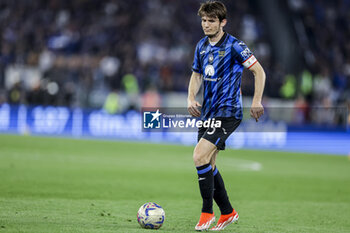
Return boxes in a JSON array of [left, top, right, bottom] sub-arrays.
[[137, 202, 165, 229]]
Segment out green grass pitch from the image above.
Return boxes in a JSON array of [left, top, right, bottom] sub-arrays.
[[0, 134, 349, 233]]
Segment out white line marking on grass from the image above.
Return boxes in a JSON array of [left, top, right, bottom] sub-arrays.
[[220, 158, 262, 171], [237, 161, 262, 171]]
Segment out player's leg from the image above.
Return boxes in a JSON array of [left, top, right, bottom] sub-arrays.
[[194, 138, 217, 231], [210, 150, 234, 215], [209, 149, 218, 168], [193, 137, 217, 166], [211, 165, 239, 231], [208, 156, 239, 232], [205, 118, 241, 231], [193, 138, 217, 213], [210, 150, 236, 214]]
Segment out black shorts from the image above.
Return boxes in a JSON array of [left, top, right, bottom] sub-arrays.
[[197, 117, 241, 150]]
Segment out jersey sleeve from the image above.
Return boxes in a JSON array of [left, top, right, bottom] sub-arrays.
[[232, 40, 257, 69], [192, 43, 202, 74]]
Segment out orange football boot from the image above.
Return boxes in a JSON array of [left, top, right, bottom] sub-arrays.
[[210, 209, 239, 231], [195, 212, 216, 231]]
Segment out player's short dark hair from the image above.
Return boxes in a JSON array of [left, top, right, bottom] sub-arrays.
[[198, 1, 227, 22]]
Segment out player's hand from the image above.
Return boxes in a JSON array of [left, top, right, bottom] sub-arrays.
[[250, 101, 264, 122], [187, 99, 202, 117]]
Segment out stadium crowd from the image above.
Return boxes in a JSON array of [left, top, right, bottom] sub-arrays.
[[0, 0, 349, 124], [288, 0, 350, 110]]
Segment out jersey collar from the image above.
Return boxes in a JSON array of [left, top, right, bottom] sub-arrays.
[[214, 31, 227, 47], [203, 32, 228, 47]]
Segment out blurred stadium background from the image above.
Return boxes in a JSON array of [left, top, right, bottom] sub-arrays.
[[0, 0, 349, 154]]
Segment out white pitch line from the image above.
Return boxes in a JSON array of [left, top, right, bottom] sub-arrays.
[[220, 158, 262, 171]]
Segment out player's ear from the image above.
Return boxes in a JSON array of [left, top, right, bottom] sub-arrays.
[[220, 19, 227, 27]]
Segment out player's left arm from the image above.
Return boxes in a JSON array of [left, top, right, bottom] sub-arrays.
[[248, 61, 266, 122]]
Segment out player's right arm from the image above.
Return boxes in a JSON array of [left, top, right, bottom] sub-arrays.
[[187, 71, 202, 117]]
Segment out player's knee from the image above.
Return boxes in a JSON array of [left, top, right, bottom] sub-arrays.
[[193, 149, 210, 166]]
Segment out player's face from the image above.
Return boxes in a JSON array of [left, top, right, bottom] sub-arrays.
[[201, 15, 224, 38]]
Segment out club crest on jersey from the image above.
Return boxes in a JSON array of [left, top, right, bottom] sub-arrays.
[[204, 65, 215, 77], [208, 53, 214, 63]]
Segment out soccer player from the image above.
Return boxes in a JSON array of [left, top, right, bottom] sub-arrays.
[[187, 1, 266, 231]]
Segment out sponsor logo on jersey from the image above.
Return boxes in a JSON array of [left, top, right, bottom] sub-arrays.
[[203, 76, 222, 82]]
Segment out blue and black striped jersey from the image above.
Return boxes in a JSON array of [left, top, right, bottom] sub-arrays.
[[192, 32, 257, 120]]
